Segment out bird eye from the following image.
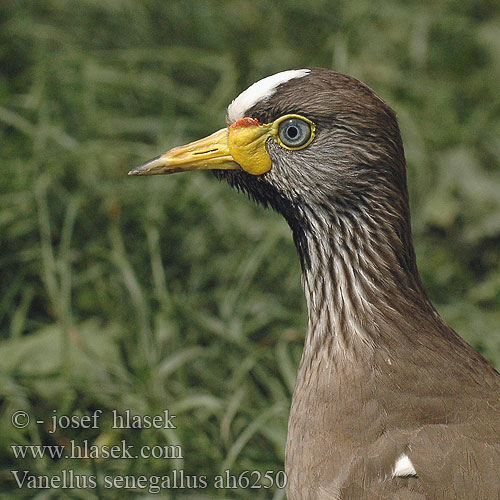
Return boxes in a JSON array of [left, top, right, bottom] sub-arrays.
[[276, 116, 314, 150]]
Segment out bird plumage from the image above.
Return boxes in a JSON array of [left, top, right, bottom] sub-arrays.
[[133, 68, 500, 499]]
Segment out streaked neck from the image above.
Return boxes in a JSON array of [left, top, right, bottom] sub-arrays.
[[295, 200, 428, 363]]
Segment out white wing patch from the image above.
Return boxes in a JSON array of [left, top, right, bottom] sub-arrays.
[[392, 454, 418, 478], [227, 69, 310, 123]]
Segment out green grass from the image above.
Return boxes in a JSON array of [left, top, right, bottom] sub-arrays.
[[1, 1, 500, 498]]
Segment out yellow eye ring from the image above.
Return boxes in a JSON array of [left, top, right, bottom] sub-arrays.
[[271, 114, 316, 151]]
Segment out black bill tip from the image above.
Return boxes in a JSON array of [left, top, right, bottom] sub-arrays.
[[128, 155, 162, 176]]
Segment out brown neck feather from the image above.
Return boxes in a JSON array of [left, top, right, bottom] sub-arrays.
[[297, 194, 433, 364]]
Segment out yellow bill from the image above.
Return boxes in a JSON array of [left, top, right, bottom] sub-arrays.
[[128, 117, 275, 177], [128, 128, 239, 176]]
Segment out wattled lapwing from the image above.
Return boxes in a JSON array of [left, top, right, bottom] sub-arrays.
[[130, 68, 500, 500]]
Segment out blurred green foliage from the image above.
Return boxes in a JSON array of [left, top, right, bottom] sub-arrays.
[[0, 0, 499, 498]]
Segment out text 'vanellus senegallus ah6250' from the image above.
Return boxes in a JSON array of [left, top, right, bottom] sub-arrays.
[[130, 68, 500, 500]]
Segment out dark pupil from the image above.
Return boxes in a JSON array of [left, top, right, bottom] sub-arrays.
[[287, 126, 299, 139]]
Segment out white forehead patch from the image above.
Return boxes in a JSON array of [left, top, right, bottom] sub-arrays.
[[227, 69, 310, 123]]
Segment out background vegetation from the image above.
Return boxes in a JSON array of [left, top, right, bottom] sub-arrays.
[[1, 0, 499, 498]]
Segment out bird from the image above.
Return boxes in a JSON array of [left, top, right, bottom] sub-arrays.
[[129, 68, 500, 500]]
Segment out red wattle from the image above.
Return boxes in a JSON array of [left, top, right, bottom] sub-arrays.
[[230, 117, 259, 129]]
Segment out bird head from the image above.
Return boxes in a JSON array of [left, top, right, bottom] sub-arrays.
[[130, 68, 410, 262]]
